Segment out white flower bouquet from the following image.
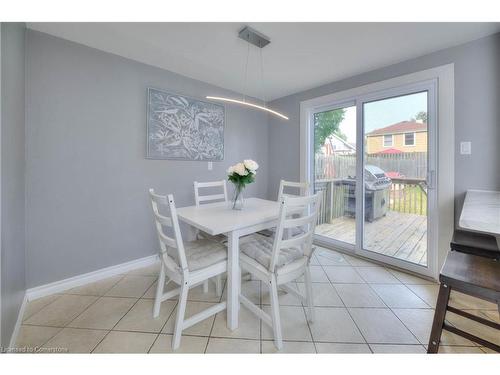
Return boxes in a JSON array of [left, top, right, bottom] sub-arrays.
[[227, 159, 259, 209]]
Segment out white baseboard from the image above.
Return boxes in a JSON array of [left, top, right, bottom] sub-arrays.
[[26, 254, 160, 301], [8, 254, 159, 349], [8, 292, 28, 348]]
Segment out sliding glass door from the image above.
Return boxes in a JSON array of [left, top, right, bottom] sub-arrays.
[[311, 81, 436, 275]]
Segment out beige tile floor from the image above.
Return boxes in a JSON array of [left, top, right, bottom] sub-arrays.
[[16, 247, 498, 354]]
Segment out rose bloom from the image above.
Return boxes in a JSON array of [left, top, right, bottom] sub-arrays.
[[243, 159, 259, 172], [234, 162, 248, 176]]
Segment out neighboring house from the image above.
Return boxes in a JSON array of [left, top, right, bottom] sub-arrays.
[[366, 120, 427, 154], [322, 133, 356, 155]]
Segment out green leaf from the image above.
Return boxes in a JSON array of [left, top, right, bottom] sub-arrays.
[[314, 108, 347, 153]]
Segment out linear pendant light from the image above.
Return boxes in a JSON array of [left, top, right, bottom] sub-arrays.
[[206, 96, 289, 120], [206, 26, 289, 121]]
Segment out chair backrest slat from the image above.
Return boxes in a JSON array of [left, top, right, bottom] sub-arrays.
[[197, 193, 226, 203], [153, 211, 173, 227], [149, 189, 189, 272], [282, 213, 316, 229], [158, 229, 177, 249], [279, 231, 313, 249], [269, 193, 321, 271], [278, 180, 310, 201], [194, 180, 228, 206]]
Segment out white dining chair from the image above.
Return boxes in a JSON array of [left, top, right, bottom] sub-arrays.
[[260, 180, 311, 238], [239, 193, 321, 349], [278, 179, 310, 201], [149, 189, 228, 350], [194, 180, 228, 206], [194, 180, 228, 295], [193, 180, 228, 243]]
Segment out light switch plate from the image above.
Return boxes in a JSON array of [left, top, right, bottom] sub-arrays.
[[208, 161, 213, 170], [460, 141, 471, 155]]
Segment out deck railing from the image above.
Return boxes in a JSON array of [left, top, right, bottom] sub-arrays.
[[389, 177, 427, 215], [315, 178, 427, 225]]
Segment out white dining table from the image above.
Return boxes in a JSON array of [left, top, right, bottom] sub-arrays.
[[176, 197, 281, 330], [459, 189, 500, 248]]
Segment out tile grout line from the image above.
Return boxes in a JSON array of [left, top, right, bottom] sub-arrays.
[[22, 275, 127, 350], [373, 285, 483, 348], [319, 248, 464, 349], [204, 278, 227, 353], [314, 249, 372, 353], [91, 275, 157, 353], [300, 300, 318, 353], [148, 274, 181, 353], [363, 280, 423, 346], [131, 276, 166, 354], [21, 294, 63, 323], [365, 281, 481, 348]]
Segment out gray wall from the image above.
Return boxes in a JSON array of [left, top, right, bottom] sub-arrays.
[[1, 23, 26, 346], [267, 33, 500, 218], [26, 30, 269, 288]]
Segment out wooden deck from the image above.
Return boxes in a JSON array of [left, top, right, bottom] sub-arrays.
[[315, 211, 427, 266]]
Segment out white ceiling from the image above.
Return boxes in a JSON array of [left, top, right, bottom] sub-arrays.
[[28, 22, 500, 101]]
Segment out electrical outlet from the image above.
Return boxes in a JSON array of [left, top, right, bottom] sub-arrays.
[[460, 141, 471, 155], [208, 161, 213, 171]]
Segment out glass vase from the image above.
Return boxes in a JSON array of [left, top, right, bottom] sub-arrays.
[[231, 184, 245, 210]]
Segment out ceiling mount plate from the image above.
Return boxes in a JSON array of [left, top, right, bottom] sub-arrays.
[[238, 26, 270, 48]]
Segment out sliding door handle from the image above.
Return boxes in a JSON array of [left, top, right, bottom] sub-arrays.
[[427, 170, 436, 190]]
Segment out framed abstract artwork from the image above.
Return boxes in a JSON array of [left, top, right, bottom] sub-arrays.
[[146, 88, 225, 160]]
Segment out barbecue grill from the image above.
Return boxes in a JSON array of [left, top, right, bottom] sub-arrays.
[[341, 165, 392, 222]]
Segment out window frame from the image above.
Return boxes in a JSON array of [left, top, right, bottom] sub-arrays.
[[404, 132, 416, 146], [383, 134, 393, 147]]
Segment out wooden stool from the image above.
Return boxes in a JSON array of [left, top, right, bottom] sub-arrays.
[[427, 249, 500, 353]]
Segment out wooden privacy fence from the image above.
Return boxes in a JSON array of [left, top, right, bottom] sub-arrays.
[[315, 152, 427, 180]]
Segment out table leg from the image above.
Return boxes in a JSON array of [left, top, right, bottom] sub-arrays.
[[227, 230, 240, 330], [186, 223, 199, 241]]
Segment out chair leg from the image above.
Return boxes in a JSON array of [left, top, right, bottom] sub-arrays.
[[172, 281, 189, 350], [269, 275, 283, 350], [215, 275, 222, 297], [427, 282, 451, 353], [153, 263, 166, 318], [304, 267, 315, 323], [203, 280, 209, 293]]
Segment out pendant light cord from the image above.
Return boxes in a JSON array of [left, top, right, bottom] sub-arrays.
[[207, 27, 288, 120], [243, 40, 250, 103], [259, 44, 266, 107]]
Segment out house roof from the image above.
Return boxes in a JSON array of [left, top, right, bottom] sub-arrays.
[[366, 121, 427, 136]]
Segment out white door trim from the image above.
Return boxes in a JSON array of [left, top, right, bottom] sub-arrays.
[[300, 64, 454, 279], [0, 24, 3, 345]]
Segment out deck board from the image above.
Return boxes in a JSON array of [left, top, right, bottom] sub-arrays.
[[315, 211, 428, 266]]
